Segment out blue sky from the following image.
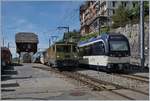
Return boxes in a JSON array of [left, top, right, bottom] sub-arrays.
[[1, 1, 83, 57]]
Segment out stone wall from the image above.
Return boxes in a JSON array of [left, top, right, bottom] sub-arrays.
[[112, 21, 149, 66]]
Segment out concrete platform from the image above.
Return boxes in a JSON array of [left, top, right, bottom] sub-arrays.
[[1, 63, 149, 100]]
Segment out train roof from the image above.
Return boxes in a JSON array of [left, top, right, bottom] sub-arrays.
[[1, 47, 10, 51], [15, 32, 38, 43], [78, 32, 127, 47], [55, 41, 77, 45], [1, 47, 11, 53], [47, 41, 77, 50]]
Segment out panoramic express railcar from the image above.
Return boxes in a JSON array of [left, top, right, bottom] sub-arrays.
[[77, 32, 131, 72], [46, 42, 79, 70]]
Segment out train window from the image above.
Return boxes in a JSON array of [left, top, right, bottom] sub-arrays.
[[83, 46, 88, 56], [64, 45, 71, 52], [53, 46, 55, 51], [56, 45, 62, 52], [84, 45, 92, 56], [109, 40, 128, 51], [79, 48, 84, 56], [56, 45, 71, 53], [92, 42, 105, 55]]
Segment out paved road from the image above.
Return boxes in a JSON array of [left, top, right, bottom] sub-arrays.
[[1, 63, 149, 100]]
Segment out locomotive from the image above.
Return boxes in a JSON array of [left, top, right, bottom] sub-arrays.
[[45, 42, 79, 70]]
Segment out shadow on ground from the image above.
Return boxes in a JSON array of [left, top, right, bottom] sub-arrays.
[[1, 82, 19, 88], [1, 64, 20, 93], [12, 63, 23, 66], [74, 64, 149, 75], [123, 64, 149, 74], [1, 65, 18, 81], [1, 89, 16, 92]]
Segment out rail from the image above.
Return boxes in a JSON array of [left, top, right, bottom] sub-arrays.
[[32, 65, 149, 100], [113, 74, 149, 83]]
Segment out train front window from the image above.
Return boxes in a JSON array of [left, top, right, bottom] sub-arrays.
[[109, 40, 128, 51], [92, 42, 105, 55], [56, 45, 71, 52]]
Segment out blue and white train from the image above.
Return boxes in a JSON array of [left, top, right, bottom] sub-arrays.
[[77, 32, 131, 72]]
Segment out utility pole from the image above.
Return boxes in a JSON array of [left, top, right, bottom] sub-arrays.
[[140, 0, 145, 68], [98, 1, 101, 35], [8, 42, 9, 48], [3, 38, 4, 47], [49, 38, 51, 47]]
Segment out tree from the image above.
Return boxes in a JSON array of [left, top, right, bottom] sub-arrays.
[[128, 1, 140, 24], [112, 5, 130, 28], [63, 30, 80, 43], [144, 1, 149, 16], [127, 1, 149, 24]]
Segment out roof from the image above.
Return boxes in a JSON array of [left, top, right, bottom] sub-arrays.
[[15, 32, 38, 43], [78, 32, 126, 47]]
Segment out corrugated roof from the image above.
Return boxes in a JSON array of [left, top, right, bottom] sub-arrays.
[[15, 32, 38, 43]]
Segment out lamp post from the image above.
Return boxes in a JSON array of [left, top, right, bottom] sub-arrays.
[[98, 1, 101, 35]]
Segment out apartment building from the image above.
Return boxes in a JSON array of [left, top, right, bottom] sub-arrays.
[[80, 1, 135, 36]]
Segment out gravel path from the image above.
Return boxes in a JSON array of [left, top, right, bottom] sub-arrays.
[[77, 70, 149, 94]]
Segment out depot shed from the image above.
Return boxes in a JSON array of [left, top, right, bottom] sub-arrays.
[[15, 32, 39, 54]]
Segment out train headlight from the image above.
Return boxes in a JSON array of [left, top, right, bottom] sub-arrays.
[[74, 55, 77, 58]]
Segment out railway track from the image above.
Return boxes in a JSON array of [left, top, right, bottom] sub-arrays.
[[132, 74, 149, 79], [113, 74, 149, 83], [32, 65, 149, 100], [61, 71, 136, 100], [67, 71, 148, 95]]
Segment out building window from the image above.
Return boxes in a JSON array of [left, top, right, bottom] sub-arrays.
[[112, 1, 115, 7], [124, 2, 127, 7], [113, 9, 115, 14], [121, 2, 127, 7], [132, 2, 136, 7]]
